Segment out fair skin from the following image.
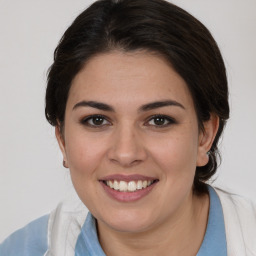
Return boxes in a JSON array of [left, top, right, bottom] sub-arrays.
[[56, 51, 219, 256]]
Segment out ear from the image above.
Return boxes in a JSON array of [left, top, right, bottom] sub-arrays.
[[196, 114, 219, 167], [55, 125, 69, 168]]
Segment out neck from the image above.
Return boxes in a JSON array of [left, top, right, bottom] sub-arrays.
[[97, 191, 209, 256]]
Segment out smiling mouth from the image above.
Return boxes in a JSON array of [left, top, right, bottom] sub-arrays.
[[102, 179, 159, 192]]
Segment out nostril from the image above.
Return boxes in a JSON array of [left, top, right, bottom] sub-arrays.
[[109, 158, 143, 167]]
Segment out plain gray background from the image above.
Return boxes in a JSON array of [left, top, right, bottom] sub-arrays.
[[0, 0, 256, 241]]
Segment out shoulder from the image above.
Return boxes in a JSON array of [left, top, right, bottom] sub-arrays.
[[0, 215, 49, 256], [214, 186, 256, 218], [0, 196, 88, 256], [46, 197, 88, 255], [213, 186, 256, 255]]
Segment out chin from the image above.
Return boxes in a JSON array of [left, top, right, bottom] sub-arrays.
[[97, 209, 158, 234]]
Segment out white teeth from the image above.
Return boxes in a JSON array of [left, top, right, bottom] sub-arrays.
[[113, 180, 119, 190], [105, 179, 155, 192], [142, 180, 148, 188], [107, 180, 114, 188], [137, 180, 143, 190], [109, 180, 114, 188], [119, 181, 127, 191], [128, 181, 137, 192]]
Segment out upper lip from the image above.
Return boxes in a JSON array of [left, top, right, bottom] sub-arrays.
[[99, 174, 158, 182]]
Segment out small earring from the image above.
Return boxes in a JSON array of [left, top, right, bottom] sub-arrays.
[[63, 160, 68, 168]]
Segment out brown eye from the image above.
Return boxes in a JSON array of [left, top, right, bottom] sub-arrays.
[[91, 116, 105, 125], [152, 117, 166, 126], [81, 115, 111, 127], [147, 115, 176, 127]]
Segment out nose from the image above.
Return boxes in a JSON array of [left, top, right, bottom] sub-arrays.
[[107, 124, 147, 167]]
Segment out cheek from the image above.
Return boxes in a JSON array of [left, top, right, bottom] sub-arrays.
[[148, 129, 199, 179], [64, 131, 109, 206], [64, 131, 108, 177]]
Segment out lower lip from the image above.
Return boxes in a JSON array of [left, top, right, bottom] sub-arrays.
[[100, 181, 158, 202]]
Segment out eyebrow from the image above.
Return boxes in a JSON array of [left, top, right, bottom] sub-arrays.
[[139, 100, 185, 112], [73, 101, 115, 112], [72, 100, 185, 112]]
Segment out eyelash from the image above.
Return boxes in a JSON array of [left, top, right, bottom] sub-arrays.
[[81, 115, 111, 127], [145, 114, 176, 128], [80, 114, 176, 128]]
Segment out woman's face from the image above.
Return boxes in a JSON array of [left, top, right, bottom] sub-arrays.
[[57, 51, 213, 233]]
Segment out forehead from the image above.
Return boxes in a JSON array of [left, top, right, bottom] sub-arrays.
[[67, 51, 194, 109]]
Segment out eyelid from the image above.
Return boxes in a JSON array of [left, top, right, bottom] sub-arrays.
[[80, 114, 112, 127], [144, 114, 176, 127]]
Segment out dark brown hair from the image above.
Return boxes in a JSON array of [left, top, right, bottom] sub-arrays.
[[45, 0, 229, 194]]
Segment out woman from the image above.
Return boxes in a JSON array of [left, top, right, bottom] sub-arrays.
[[1, 0, 255, 255]]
